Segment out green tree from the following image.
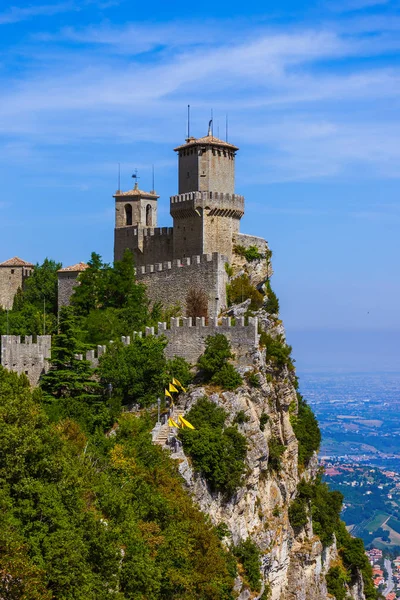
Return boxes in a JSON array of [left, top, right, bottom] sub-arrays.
[[197, 334, 242, 390], [15, 258, 61, 315], [179, 398, 247, 496], [290, 394, 321, 467], [40, 307, 108, 432], [264, 281, 279, 315], [98, 335, 168, 407], [233, 538, 261, 592]]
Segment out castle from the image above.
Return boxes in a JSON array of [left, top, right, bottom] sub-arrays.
[[1, 126, 268, 384], [113, 129, 266, 318]]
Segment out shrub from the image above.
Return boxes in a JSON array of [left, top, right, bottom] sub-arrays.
[[268, 437, 285, 472], [288, 497, 308, 529], [227, 274, 264, 310], [326, 566, 349, 600], [234, 245, 262, 262], [233, 538, 261, 592], [197, 334, 243, 390], [213, 363, 243, 390], [225, 262, 234, 277], [259, 413, 269, 431], [179, 398, 247, 496], [246, 371, 261, 387], [234, 410, 250, 425], [264, 281, 279, 315], [186, 287, 208, 320], [290, 393, 321, 467], [166, 355, 193, 389], [259, 332, 293, 368]]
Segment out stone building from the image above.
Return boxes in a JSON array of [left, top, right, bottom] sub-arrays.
[[114, 128, 267, 317], [57, 262, 88, 308], [0, 257, 34, 310]]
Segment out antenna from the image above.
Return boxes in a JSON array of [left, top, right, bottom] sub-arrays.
[[152, 164, 155, 193], [226, 114, 228, 142], [118, 162, 121, 192], [187, 104, 190, 139]]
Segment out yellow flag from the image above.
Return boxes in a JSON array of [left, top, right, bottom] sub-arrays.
[[178, 415, 195, 429], [169, 383, 179, 393], [173, 378, 187, 393], [165, 389, 173, 399], [168, 418, 180, 428]]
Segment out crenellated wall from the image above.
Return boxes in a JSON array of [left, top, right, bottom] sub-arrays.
[[147, 315, 259, 364], [114, 225, 174, 265], [77, 316, 259, 368], [1, 335, 51, 386], [136, 252, 228, 318]]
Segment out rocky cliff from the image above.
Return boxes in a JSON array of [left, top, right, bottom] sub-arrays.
[[164, 251, 368, 600]]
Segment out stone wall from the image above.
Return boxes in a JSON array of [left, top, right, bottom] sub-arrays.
[[177, 146, 235, 194], [79, 316, 259, 368], [114, 226, 174, 265], [170, 192, 244, 260], [1, 335, 51, 386], [0, 266, 33, 310], [136, 252, 228, 318], [148, 315, 259, 364], [58, 272, 80, 308]]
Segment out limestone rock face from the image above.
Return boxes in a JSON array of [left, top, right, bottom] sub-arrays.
[[169, 310, 365, 600]]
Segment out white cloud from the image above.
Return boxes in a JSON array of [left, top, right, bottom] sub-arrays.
[[1, 14, 400, 183], [0, 3, 76, 25]]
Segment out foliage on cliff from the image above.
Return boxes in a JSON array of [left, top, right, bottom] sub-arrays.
[[289, 477, 378, 599], [179, 397, 247, 496], [197, 333, 242, 390], [0, 366, 236, 599], [290, 393, 321, 467]]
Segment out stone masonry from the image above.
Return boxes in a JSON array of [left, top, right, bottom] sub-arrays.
[[0, 257, 34, 310], [76, 316, 259, 368], [1, 335, 51, 386], [137, 252, 228, 319], [111, 126, 268, 319], [57, 262, 88, 308]]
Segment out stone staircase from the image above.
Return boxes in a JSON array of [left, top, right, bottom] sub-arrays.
[[152, 406, 186, 446]]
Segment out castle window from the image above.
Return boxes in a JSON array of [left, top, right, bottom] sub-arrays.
[[11, 269, 14, 274], [125, 204, 132, 226], [146, 204, 152, 226]]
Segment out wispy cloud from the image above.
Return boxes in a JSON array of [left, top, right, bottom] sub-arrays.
[[1, 13, 400, 183], [0, 3, 76, 25]]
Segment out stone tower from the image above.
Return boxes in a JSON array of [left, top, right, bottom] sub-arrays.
[[170, 132, 244, 260], [114, 182, 162, 263], [0, 257, 34, 310]]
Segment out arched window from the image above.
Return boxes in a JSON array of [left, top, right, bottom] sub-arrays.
[[125, 204, 132, 226], [146, 204, 152, 226]]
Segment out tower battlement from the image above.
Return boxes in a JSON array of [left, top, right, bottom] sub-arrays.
[[170, 192, 244, 219]]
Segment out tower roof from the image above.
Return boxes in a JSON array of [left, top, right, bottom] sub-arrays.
[[174, 134, 239, 152], [0, 256, 34, 267], [57, 262, 89, 273], [113, 182, 159, 199]]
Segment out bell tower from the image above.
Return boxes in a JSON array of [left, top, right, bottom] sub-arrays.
[[170, 129, 244, 260], [114, 181, 160, 262]]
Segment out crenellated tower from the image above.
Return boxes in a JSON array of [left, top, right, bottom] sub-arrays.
[[170, 133, 244, 260]]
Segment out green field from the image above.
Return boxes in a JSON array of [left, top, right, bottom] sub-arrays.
[[387, 516, 400, 535], [366, 512, 390, 532]]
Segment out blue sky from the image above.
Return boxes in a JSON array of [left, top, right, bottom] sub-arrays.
[[0, 0, 399, 369]]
